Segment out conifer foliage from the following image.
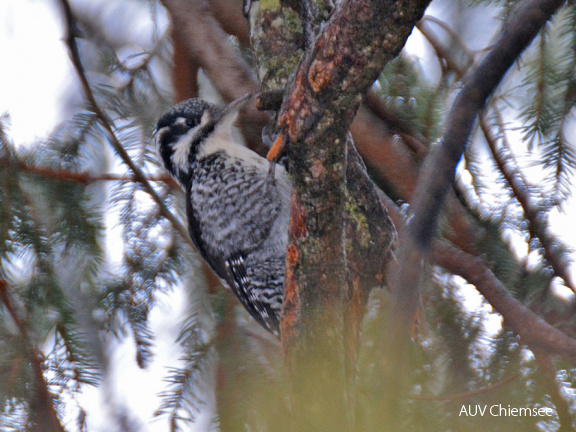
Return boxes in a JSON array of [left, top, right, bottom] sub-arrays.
[[1, 0, 576, 431]]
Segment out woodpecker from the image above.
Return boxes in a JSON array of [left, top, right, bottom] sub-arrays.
[[154, 96, 290, 337]]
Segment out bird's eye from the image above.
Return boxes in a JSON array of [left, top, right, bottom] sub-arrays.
[[186, 118, 199, 127], [172, 123, 189, 135]]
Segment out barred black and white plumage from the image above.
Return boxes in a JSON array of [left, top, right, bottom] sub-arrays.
[[154, 96, 290, 337]]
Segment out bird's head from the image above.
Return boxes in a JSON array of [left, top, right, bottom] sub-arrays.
[[154, 95, 252, 182]]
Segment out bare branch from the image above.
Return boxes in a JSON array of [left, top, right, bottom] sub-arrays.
[[160, 0, 256, 101], [350, 102, 482, 256]]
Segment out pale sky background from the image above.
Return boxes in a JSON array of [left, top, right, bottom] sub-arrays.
[[1, 0, 576, 431], [0, 0, 71, 143]]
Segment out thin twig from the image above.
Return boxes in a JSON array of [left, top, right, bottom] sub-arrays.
[[0, 157, 179, 187], [417, 18, 472, 78], [57, 0, 193, 249]]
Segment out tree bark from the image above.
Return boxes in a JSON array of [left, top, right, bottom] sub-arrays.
[[266, 0, 429, 429]]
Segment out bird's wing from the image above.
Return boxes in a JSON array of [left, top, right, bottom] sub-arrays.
[[185, 184, 280, 336]]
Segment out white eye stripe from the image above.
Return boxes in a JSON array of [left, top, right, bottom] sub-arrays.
[[170, 111, 212, 173]]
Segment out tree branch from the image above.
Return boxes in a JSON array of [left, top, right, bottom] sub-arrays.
[[208, 0, 251, 47], [416, 16, 473, 78], [0, 279, 66, 432], [432, 242, 576, 362], [160, 0, 269, 151], [58, 0, 193, 250], [480, 114, 576, 293], [0, 157, 178, 187], [160, 0, 256, 101], [418, 14, 575, 294], [380, 192, 576, 363], [390, 0, 566, 339]]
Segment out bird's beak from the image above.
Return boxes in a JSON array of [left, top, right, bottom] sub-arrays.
[[227, 93, 254, 111], [219, 93, 254, 119], [214, 93, 254, 130]]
